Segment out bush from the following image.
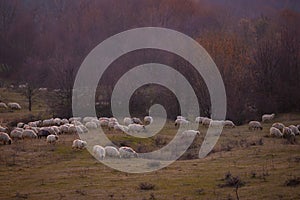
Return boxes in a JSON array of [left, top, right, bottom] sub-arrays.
[[139, 182, 155, 190]]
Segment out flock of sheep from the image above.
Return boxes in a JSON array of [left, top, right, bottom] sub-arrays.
[[0, 112, 299, 160]]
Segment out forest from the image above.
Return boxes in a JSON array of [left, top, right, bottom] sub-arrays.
[[0, 0, 300, 123]]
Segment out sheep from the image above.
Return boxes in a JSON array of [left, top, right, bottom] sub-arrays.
[[104, 146, 120, 158], [177, 116, 186, 120], [59, 124, 70, 134], [108, 121, 118, 130], [114, 124, 128, 132], [119, 146, 138, 158], [289, 125, 300, 136], [85, 122, 97, 130], [83, 117, 97, 123], [37, 129, 52, 139], [201, 117, 212, 127], [72, 139, 87, 149], [132, 117, 143, 125], [71, 120, 83, 126], [249, 121, 263, 130], [128, 124, 145, 133], [28, 120, 42, 127], [53, 118, 62, 126], [224, 120, 235, 128], [282, 127, 294, 138], [91, 119, 101, 127], [175, 118, 189, 127], [38, 88, 47, 92], [269, 127, 283, 138], [272, 122, 285, 132], [79, 125, 89, 133], [10, 129, 23, 140], [61, 118, 69, 125], [22, 129, 37, 139], [93, 145, 105, 160], [262, 113, 275, 123], [181, 130, 200, 137], [0, 102, 8, 109], [17, 122, 25, 128], [7, 102, 21, 110], [124, 117, 133, 126], [195, 117, 205, 124], [144, 116, 153, 125], [0, 125, 8, 133], [69, 117, 82, 123], [0, 132, 12, 145], [209, 120, 225, 128], [99, 119, 109, 127], [46, 135, 58, 144]]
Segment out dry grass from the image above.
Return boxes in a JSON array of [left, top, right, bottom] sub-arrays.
[[0, 116, 299, 199]]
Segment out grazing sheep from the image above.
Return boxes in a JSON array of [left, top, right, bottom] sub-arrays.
[[61, 118, 69, 125], [201, 117, 212, 127], [132, 117, 143, 125], [177, 116, 186, 120], [37, 129, 52, 139], [85, 122, 98, 129], [71, 120, 83, 126], [289, 125, 300, 136], [144, 116, 153, 125], [128, 124, 145, 133], [249, 121, 263, 130], [99, 119, 109, 127], [59, 124, 70, 134], [7, 102, 21, 110], [175, 118, 189, 127], [93, 145, 105, 160], [28, 121, 42, 127], [69, 117, 82, 123], [22, 129, 37, 139], [104, 146, 120, 158], [53, 118, 62, 126], [83, 117, 97, 123], [0, 132, 12, 145], [114, 124, 128, 132], [72, 139, 87, 149], [181, 130, 200, 137], [124, 117, 133, 126], [108, 121, 118, 130], [272, 122, 285, 132], [91, 119, 101, 127], [17, 122, 25, 128], [224, 120, 235, 128], [0, 102, 8, 109], [42, 119, 54, 127], [46, 135, 58, 144], [10, 129, 23, 140], [0, 125, 8, 133], [269, 127, 283, 138], [282, 127, 294, 138], [262, 113, 275, 123], [119, 146, 138, 158], [79, 125, 89, 133], [195, 117, 205, 124]]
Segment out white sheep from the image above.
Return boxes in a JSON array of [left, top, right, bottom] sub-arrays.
[[0, 132, 12, 145], [108, 121, 118, 130], [99, 119, 109, 127], [181, 130, 200, 137], [72, 139, 87, 149], [7, 102, 21, 110], [10, 129, 23, 140], [224, 120, 235, 128], [17, 122, 25, 128], [269, 127, 282, 137], [104, 146, 120, 158], [177, 116, 186, 120], [61, 118, 69, 125], [42, 119, 54, 127], [195, 117, 205, 124], [128, 124, 145, 133], [46, 135, 58, 144], [272, 122, 285, 132], [209, 120, 225, 127], [144, 116, 153, 125], [59, 124, 70, 134], [119, 146, 138, 158], [248, 121, 263, 130], [289, 125, 300, 136], [175, 118, 189, 127], [282, 127, 294, 138], [93, 145, 105, 160], [0, 125, 8, 133], [69, 117, 82, 123], [83, 116, 97, 123], [124, 117, 133, 126], [262, 113, 275, 123], [79, 125, 89, 133], [114, 124, 128, 132], [53, 118, 62, 126], [85, 121, 98, 129], [22, 129, 37, 139], [0, 102, 8, 109], [201, 117, 212, 127]]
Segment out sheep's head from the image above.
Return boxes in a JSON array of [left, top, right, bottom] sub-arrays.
[[8, 139, 12, 145]]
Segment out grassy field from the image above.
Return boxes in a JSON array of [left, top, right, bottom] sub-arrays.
[[0, 89, 300, 199]]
